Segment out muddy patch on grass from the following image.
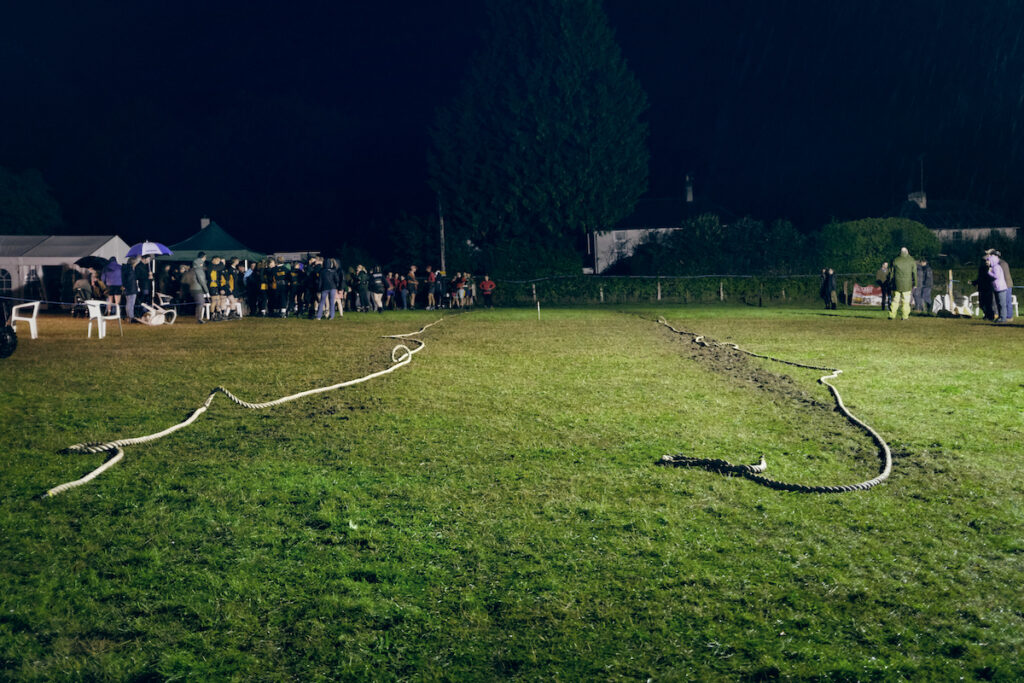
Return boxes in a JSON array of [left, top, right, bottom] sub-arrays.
[[669, 332, 832, 411]]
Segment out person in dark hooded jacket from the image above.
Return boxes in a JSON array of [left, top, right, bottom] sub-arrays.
[[122, 257, 139, 322], [315, 259, 340, 320]]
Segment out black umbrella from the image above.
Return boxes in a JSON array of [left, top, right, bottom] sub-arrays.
[[75, 255, 111, 270]]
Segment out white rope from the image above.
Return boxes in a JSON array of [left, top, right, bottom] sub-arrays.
[[44, 319, 444, 498], [656, 317, 892, 493]]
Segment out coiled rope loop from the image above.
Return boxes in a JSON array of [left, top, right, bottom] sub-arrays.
[[655, 317, 892, 493], [45, 319, 444, 498]]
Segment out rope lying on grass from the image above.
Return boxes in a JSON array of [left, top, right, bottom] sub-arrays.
[[655, 317, 892, 493], [43, 319, 444, 498]]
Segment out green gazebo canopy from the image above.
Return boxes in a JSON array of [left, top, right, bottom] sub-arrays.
[[159, 221, 265, 262]]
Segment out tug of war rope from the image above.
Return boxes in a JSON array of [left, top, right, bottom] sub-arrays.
[[654, 317, 892, 493], [43, 315, 889, 498], [43, 319, 445, 498]]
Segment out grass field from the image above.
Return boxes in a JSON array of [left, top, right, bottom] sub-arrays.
[[2, 305, 1022, 680]]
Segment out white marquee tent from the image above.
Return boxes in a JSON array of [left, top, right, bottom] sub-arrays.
[[0, 235, 129, 306]]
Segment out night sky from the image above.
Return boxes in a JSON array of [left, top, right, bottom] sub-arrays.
[[2, 0, 1022, 254]]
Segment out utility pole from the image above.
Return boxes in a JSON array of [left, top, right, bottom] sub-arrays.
[[437, 193, 447, 274]]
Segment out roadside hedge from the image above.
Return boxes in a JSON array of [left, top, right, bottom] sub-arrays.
[[493, 269, 1023, 307]]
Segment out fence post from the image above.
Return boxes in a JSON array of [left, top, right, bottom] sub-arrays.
[[843, 280, 849, 306], [719, 280, 724, 302], [599, 286, 604, 303], [948, 269, 953, 302], [782, 288, 786, 302], [657, 279, 662, 301], [759, 282, 763, 307], [532, 283, 537, 303]]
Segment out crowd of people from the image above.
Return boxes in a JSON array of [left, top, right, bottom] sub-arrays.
[[69, 253, 499, 324], [870, 247, 1013, 322], [818, 246, 1014, 323]]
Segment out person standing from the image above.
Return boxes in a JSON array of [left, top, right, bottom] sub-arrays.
[[889, 247, 917, 321], [315, 258, 339, 320], [207, 256, 225, 319], [479, 274, 496, 308], [826, 268, 837, 309], [396, 274, 408, 310], [972, 253, 996, 320], [156, 263, 172, 298], [304, 257, 321, 318], [988, 251, 1010, 323], [136, 255, 153, 308], [370, 267, 386, 312], [406, 265, 419, 310], [917, 264, 925, 317], [183, 254, 210, 323], [270, 259, 289, 317], [355, 265, 370, 312], [875, 261, 891, 310], [994, 252, 1014, 322], [819, 268, 831, 309], [425, 265, 436, 310], [103, 257, 123, 316], [122, 257, 139, 322], [916, 259, 933, 314], [384, 272, 395, 310]]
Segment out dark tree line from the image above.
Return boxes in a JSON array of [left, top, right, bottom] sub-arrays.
[[610, 216, 951, 276]]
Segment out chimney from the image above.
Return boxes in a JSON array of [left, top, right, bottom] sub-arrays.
[[908, 191, 927, 209], [200, 216, 211, 229], [685, 174, 694, 203]]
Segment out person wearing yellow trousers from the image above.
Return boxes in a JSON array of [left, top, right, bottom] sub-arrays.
[[888, 247, 918, 320]]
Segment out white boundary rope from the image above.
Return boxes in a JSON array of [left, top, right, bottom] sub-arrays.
[[44, 319, 444, 498], [656, 317, 892, 493]]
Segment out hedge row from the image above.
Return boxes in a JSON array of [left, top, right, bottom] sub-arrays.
[[493, 269, 1023, 307]]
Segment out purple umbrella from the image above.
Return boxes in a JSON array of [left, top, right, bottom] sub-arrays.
[[126, 241, 173, 257]]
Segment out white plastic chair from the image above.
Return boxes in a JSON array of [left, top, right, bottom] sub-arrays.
[[969, 292, 981, 317], [11, 301, 40, 339], [86, 300, 122, 339], [140, 300, 176, 325], [137, 304, 166, 326]]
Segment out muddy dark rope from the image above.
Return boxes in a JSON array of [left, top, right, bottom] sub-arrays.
[[655, 317, 892, 493]]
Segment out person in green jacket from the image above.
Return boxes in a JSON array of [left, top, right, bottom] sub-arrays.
[[889, 247, 918, 320]]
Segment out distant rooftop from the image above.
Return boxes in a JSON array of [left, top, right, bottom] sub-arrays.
[[613, 196, 736, 230], [885, 193, 1011, 231]]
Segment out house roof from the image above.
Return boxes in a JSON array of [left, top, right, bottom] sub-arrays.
[[885, 200, 1009, 231], [613, 197, 736, 230]]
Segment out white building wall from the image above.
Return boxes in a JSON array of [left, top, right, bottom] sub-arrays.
[[592, 228, 679, 273]]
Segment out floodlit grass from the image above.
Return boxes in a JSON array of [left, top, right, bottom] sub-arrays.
[[2, 306, 1022, 680]]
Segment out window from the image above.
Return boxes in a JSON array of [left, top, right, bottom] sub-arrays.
[[952, 230, 963, 241], [0, 268, 11, 297]]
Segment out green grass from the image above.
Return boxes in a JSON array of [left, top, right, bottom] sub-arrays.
[[2, 306, 1022, 680]]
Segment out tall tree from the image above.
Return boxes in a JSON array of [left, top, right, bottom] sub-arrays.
[[429, 0, 649, 278], [0, 166, 64, 235]]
